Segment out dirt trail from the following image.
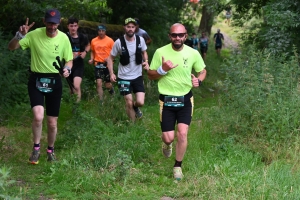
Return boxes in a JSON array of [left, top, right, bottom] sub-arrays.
[[222, 32, 239, 50]]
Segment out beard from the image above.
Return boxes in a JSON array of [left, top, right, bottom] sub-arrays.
[[46, 27, 57, 35], [125, 31, 134, 38], [172, 42, 184, 50]]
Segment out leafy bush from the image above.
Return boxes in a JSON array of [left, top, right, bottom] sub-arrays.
[[215, 46, 300, 142], [0, 31, 30, 108], [0, 166, 21, 200]]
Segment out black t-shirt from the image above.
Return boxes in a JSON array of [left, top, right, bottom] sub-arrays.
[[67, 33, 89, 67], [184, 38, 193, 48]]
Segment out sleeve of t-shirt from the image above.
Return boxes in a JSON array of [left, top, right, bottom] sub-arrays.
[[110, 39, 121, 57], [139, 36, 147, 51], [149, 49, 162, 70], [19, 32, 31, 50], [193, 51, 206, 73], [62, 35, 73, 62]]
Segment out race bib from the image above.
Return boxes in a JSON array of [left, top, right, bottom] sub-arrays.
[[96, 63, 106, 69], [36, 78, 55, 93], [118, 81, 130, 92], [164, 96, 184, 107]]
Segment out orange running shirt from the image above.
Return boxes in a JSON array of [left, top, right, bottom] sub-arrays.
[[90, 35, 114, 63]]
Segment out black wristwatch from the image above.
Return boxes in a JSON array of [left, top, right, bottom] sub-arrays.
[[198, 79, 202, 86]]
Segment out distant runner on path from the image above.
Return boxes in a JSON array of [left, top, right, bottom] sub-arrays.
[[213, 29, 224, 56]]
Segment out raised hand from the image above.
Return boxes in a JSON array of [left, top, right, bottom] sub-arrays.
[[161, 56, 178, 72], [19, 18, 35, 35], [191, 74, 200, 87]]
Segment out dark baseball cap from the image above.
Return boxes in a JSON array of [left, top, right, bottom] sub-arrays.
[[44, 9, 61, 24], [98, 25, 106, 31]]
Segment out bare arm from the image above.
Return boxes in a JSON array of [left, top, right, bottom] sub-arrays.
[[80, 42, 90, 59], [191, 69, 207, 87], [142, 50, 149, 70], [62, 60, 73, 77], [107, 54, 117, 82], [8, 18, 35, 50], [148, 56, 178, 80], [88, 50, 94, 65], [147, 69, 162, 80]]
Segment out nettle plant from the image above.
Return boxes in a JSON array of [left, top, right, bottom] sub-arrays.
[[219, 47, 300, 141]]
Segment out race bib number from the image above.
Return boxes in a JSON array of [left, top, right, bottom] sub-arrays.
[[36, 78, 55, 93], [118, 81, 130, 92], [96, 64, 106, 69], [164, 96, 184, 107]]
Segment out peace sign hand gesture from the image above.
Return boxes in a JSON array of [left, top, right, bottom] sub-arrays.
[[19, 18, 35, 35]]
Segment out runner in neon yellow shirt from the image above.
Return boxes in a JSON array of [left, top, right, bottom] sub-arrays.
[[8, 9, 73, 164], [148, 23, 206, 181]]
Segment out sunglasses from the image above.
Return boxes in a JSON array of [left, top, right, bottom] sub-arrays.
[[170, 33, 186, 38]]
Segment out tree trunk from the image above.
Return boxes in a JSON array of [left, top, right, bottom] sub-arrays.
[[198, 5, 214, 36]]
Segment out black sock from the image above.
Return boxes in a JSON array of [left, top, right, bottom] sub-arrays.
[[174, 160, 182, 167], [33, 143, 40, 148], [133, 104, 138, 111], [47, 146, 54, 152], [109, 88, 115, 94]]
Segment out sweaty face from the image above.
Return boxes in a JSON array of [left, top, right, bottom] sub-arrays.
[[45, 22, 59, 36], [67, 23, 79, 34], [124, 23, 136, 38], [169, 24, 187, 50]]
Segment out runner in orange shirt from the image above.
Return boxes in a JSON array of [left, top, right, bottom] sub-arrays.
[[88, 25, 115, 104]]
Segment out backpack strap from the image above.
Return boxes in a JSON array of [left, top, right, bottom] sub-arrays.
[[135, 35, 142, 65], [119, 36, 130, 65]]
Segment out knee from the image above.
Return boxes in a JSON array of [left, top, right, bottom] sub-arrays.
[[135, 100, 144, 107], [47, 120, 57, 130], [177, 131, 188, 142], [162, 133, 175, 144], [33, 114, 44, 125], [125, 100, 134, 108]]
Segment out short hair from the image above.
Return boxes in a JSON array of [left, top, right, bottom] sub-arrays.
[[67, 17, 79, 25], [192, 33, 196, 35], [134, 18, 140, 25]]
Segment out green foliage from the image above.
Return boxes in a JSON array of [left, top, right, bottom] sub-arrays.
[[232, 0, 300, 55], [0, 31, 30, 108], [0, 166, 21, 200], [216, 46, 300, 142]]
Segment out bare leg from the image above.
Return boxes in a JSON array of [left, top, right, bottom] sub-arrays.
[[96, 79, 103, 101], [124, 94, 135, 121], [46, 116, 58, 147], [162, 130, 175, 145], [32, 106, 44, 144], [73, 76, 82, 102], [134, 92, 145, 107], [175, 123, 189, 161]]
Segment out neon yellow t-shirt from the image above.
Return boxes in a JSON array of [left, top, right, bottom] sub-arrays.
[[150, 44, 206, 96], [19, 27, 73, 73]]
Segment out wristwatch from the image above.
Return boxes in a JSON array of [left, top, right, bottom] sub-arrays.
[[198, 79, 202, 86]]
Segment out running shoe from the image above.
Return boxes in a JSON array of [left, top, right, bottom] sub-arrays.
[[109, 88, 115, 95], [173, 167, 183, 180], [47, 150, 57, 162], [28, 148, 40, 164], [162, 142, 172, 158], [133, 106, 143, 119]]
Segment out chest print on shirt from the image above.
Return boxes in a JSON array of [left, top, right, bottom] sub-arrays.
[[183, 57, 188, 68], [55, 44, 59, 51]]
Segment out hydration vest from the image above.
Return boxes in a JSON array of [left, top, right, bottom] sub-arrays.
[[119, 35, 142, 66]]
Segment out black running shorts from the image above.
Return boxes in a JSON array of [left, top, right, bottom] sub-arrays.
[[117, 76, 145, 96], [159, 90, 194, 132], [28, 73, 62, 117]]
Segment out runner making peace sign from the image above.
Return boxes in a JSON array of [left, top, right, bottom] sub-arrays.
[[8, 9, 73, 164]]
